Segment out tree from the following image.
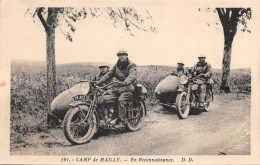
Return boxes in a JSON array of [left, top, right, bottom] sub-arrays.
[[215, 8, 251, 92], [26, 7, 156, 126], [199, 8, 251, 92]]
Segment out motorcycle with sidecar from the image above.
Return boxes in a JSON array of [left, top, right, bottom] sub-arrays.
[[63, 81, 147, 145], [155, 74, 213, 119]]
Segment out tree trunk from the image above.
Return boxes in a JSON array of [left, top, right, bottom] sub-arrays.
[[216, 8, 240, 93], [220, 29, 236, 93], [42, 8, 60, 128], [46, 29, 57, 109]]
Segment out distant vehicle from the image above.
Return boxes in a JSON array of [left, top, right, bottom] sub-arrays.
[[155, 74, 213, 119]]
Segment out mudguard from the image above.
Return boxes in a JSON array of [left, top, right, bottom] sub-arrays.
[[177, 88, 187, 93], [208, 85, 214, 101], [69, 100, 91, 107], [140, 100, 147, 116]]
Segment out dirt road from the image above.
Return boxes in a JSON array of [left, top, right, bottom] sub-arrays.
[[11, 93, 250, 155]]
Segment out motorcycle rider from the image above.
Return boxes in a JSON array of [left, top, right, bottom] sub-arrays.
[[96, 49, 137, 126], [92, 65, 110, 81], [192, 54, 212, 106]]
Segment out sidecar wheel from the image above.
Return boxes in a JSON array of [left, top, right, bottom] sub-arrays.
[[126, 101, 146, 132], [64, 106, 97, 145], [176, 91, 190, 119]]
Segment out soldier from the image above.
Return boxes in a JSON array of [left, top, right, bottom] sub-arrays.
[[169, 61, 187, 77], [96, 49, 137, 126], [92, 65, 110, 81], [192, 54, 212, 106]]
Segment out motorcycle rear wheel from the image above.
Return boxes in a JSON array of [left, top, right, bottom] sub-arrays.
[[126, 101, 146, 132], [204, 90, 213, 112], [176, 91, 190, 119], [63, 106, 97, 145]]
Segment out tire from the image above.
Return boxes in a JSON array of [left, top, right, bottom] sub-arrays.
[[126, 101, 146, 132], [63, 106, 97, 145], [204, 90, 213, 112], [176, 91, 190, 119]]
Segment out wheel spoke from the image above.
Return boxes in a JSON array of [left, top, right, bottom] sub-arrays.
[[64, 107, 98, 145], [69, 111, 94, 139], [74, 125, 82, 138], [70, 122, 79, 133], [73, 126, 81, 138], [180, 95, 187, 113], [128, 105, 143, 127], [78, 110, 88, 123]]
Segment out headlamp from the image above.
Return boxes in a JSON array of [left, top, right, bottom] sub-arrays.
[[179, 75, 189, 85], [80, 82, 90, 95]]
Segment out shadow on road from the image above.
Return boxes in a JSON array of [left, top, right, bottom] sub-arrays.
[[156, 105, 203, 116], [154, 105, 176, 115], [93, 127, 127, 140], [189, 108, 202, 116]]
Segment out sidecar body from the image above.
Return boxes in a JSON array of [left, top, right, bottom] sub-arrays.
[[50, 82, 89, 120], [155, 75, 181, 108]]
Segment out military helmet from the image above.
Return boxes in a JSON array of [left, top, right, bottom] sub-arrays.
[[177, 61, 184, 65], [198, 54, 206, 58], [99, 65, 110, 69], [117, 49, 128, 56]]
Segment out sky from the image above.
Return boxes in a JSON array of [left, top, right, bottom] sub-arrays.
[[1, 1, 256, 69]]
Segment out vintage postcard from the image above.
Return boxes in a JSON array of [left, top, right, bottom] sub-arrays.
[[0, 0, 260, 164]]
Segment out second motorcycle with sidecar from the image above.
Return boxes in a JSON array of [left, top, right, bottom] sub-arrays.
[[155, 74, 213, 119]]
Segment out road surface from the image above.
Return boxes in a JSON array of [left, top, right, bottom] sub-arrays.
[[11, 93, 250, 155]]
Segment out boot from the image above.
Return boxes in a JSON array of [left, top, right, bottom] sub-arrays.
[[113, 119, 125, 128], [118, 101, 127, 122], [109, 118, 118, 127]]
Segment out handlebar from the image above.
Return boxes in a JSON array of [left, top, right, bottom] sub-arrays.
[[97, 82, 114, 89], [189, 74, 208, 83], [195, 74, 206, 79], [92, 81, 121, 90]]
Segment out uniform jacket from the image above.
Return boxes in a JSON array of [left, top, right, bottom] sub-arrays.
[[169, 67, 189, 77], [92, 72, 107, 81], [175, 67, 185, 75], [193, 61, 212, 78], [98, 58, 137, 86]]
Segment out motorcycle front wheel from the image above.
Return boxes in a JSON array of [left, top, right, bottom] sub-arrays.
[[126, 100, 146, 132], [176, 91, 190, 119], [63, 106, 97, 145]]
